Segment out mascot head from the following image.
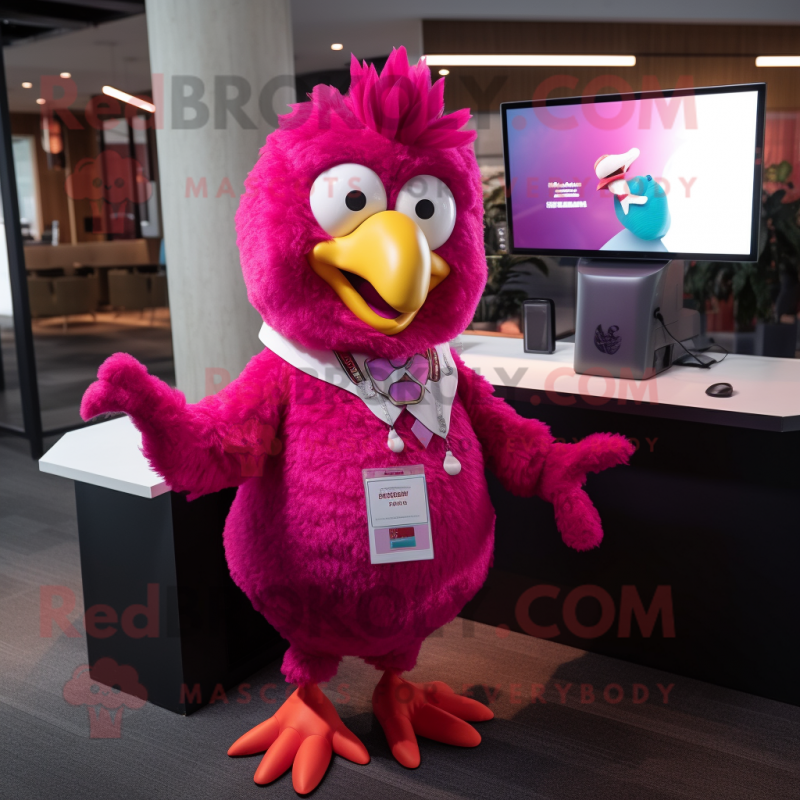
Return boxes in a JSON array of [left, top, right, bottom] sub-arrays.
[[236, 47, 486, 358]]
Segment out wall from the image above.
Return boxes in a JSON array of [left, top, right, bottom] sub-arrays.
[[10, 112, 102, 245]]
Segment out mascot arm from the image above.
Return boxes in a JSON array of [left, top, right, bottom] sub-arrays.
[[81, 351, 285, 499], [453, 350, 633, 551]]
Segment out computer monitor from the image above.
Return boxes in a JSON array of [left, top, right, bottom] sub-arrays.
[[501, 83, 766, 262]]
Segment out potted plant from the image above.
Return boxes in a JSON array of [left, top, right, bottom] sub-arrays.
[[472, 182, 548, 332], [687, 166, 800, 357]]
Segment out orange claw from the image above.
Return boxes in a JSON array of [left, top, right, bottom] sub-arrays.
[[372, 672, 493, 769], [228, 683, 369, 794]]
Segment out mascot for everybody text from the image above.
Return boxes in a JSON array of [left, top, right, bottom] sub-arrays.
[[82, 49, 633, 794]]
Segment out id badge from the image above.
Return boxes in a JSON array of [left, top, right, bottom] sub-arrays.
[[362, 465, 434, 564]]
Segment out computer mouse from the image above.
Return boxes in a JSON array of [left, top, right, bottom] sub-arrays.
[[706, 382, 733, 398]]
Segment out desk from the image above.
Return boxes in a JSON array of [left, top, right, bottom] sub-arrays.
[[459, 335, 799, 706], [460, 335, 800, 431], [40, 417, 285, 715]]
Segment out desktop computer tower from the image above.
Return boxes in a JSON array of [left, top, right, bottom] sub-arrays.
[[574, 259, 700, 380]]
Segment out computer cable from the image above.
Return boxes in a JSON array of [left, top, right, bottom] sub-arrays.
[[653, 308, 729, 369]]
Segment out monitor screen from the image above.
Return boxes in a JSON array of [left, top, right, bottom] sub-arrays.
[[501, 84, 765, 261]]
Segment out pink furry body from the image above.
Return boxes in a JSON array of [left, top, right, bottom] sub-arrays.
[[81, 47, 634, 691], [224, 354, 495, 684], [82, 346, 631, 685]]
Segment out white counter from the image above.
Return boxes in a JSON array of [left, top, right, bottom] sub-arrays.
[[39, 415, 168, 498], [458, 335, 800, 432]]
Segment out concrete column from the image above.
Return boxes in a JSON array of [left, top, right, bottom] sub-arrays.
[[145, 0, 294, 402]]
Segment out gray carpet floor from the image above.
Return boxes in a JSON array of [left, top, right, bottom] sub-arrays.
[[1, 431, 799, 800]]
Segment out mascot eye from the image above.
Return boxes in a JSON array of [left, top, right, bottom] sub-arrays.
[[394, 175, 456, 250], [345, 190, 366, 211], [309, 163, 387, 237]]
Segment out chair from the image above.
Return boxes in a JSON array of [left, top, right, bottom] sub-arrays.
[[51, 275, 100, 329], [108, 270, 151, 313], [108, 270, 169, 323], [148, 273, 169, 308], [27, 277, 56, 318]]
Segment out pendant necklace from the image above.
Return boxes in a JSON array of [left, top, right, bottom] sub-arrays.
[[376, 393, 404, 453], [336, 348, 461, 474]]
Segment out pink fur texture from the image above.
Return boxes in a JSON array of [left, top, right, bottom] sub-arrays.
[[452, 352, 634, 551], [81, 51, 634, 687], [347, 51, 474, 148], [219, 357, 496, 685], [236, 47, 485, 360], [81, 351, 287, 500], [83, 349, 632, 683]]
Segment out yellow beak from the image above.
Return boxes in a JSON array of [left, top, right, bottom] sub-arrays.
[[308, 210, 450, 335]]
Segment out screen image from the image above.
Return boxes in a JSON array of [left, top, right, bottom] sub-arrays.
[[502, 85, 765, 260]]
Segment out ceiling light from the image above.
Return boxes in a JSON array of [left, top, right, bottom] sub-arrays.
[[438, 68, 450, 76], [22, 81, 33, 89], [60, 71, 71, 79], [330, 43, 343, 51], [36, 98, 46, 105], [102, 85, 156, 113], [755, 56, 800, 67], [424, 54, 637, 68]]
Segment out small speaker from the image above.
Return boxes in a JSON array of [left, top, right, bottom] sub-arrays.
[[523, 298, 556, 354]]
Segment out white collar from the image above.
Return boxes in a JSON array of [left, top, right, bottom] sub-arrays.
[[258, 322, 458, 439]]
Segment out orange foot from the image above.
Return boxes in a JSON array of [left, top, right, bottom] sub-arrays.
[[228, 683, 369, 794], [372, 671, 494, 768]]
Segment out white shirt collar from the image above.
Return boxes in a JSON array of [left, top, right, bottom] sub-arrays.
[[258, 322, 458, 439]]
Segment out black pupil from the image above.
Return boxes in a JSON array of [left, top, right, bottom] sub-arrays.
[[415, 199, 435, 220], [345, 190, 367, 211]]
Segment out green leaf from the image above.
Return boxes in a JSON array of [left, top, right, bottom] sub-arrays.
[[776, 160, 793, 183]]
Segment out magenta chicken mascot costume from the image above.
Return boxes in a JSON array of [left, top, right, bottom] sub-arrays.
[[82, 49, 633, 794]]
